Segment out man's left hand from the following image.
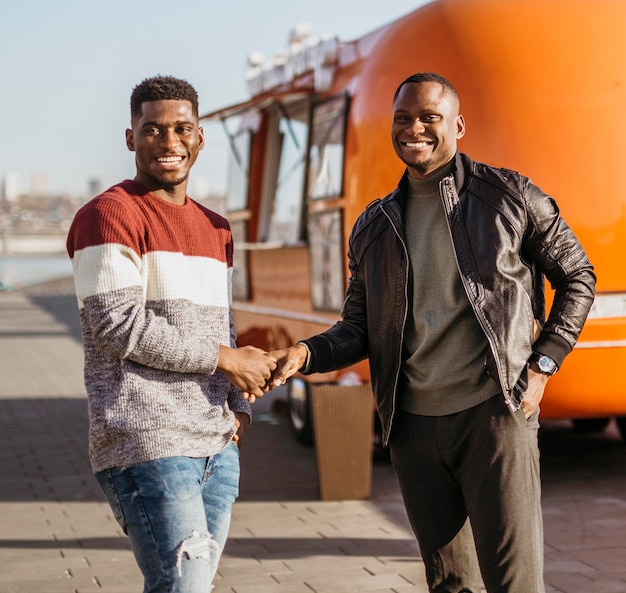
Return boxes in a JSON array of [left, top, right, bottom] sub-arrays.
[[232, 412, 250, 447], [523, 365, 550, 419]]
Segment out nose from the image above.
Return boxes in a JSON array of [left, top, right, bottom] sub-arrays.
[[160, 128, 180, 149], [407, 119, 425, 136]]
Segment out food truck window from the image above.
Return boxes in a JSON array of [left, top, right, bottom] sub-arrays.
[[267, 107, 309, 244], [308, 209, 345, 311], [307, 95, 348, 200], [224, 128, 252, 212], [306, 94, 349, 311], [223, 123, 252, 301]]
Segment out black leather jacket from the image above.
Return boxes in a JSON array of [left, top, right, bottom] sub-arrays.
[[302, 153, 596, 445]]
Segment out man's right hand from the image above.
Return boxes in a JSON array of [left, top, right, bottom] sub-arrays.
[[217, 345, 277, 401]]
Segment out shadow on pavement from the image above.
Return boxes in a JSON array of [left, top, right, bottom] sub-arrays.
[[27, 293, 82, 343], [21, 277, 82, 344], [0, 535, 421, 558], [0, 537, 132, 551]]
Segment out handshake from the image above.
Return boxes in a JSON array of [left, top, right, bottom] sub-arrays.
[[218, 343, 310, 402]]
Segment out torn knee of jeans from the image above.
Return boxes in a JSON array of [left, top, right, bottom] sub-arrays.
[[175, 530, 221, 576]]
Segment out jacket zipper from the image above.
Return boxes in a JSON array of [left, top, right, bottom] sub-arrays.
[[380, 201, 410, 445], [439, 177, 520, 412]]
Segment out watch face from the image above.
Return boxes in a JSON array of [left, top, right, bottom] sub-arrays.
[[538, 355, 556, 374]]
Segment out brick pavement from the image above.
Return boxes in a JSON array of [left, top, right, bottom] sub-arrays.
[[1, 277, 625, 593]]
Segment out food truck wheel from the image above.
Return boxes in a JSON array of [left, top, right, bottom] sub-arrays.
[[572, 418, 611, 433], [287, 377, 314, 445]]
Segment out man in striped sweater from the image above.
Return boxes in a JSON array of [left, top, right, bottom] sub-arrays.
[[67, 75, 276, 592]]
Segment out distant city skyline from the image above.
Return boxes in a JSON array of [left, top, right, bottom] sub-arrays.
[[3, 0, 430, 199], [1, 170, 107, 200]]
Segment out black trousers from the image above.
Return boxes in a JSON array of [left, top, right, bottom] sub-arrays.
[[389, 395, 544, 593]]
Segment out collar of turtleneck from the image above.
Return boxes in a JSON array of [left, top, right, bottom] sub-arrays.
[[406, 159, 456, 197]]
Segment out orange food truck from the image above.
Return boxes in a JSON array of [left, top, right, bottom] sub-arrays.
[[201, 0, 626, 444]]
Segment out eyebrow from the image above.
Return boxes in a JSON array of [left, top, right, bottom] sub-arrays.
[[393, 107, 442, 115], [140, 119, 195, 127]]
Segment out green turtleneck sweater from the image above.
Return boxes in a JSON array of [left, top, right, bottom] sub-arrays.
[[398, 162, 500, 416]]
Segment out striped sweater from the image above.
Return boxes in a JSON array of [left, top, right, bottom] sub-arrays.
[[66, 180, 251, 473]]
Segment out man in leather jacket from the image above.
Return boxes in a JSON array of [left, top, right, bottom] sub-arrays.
[[268, 72, 596, 592]]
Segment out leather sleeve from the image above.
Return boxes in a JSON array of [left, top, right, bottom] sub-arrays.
[[300, 229, 370, 374], [523, 180, 596, 366]]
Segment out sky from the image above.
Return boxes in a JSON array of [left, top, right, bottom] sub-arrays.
[[3, 0, 430, 198]]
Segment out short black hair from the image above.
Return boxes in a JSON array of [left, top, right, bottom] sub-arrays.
[[130, 75, 199, 120], [393, 72, 459, 104]]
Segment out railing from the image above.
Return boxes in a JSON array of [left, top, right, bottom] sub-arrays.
[[0, 229, 67, 255]]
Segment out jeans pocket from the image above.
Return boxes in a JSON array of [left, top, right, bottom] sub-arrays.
[[95, 469, 127, 532]]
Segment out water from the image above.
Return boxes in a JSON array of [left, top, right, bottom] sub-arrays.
[[0, 254, 73, 290]]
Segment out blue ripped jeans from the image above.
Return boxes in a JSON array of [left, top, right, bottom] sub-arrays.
[[95, 443, 240, 593]]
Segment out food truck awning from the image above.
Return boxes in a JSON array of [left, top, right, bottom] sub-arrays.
[[199, 91, 314, 121]]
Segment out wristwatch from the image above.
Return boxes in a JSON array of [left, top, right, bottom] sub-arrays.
[[529, 352, 558, 376]]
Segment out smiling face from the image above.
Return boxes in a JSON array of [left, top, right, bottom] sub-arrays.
[[125, 99, 204, 203], [391, 81, 465, 179]]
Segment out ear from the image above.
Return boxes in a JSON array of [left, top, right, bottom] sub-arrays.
[[456, 115, 466, 140], [125, 128, 135, 152], [198, 126, 205, 150]]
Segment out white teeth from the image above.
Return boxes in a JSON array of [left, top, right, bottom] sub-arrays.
[[404, 142, 429, 148], [158, 156, 183, 163]]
